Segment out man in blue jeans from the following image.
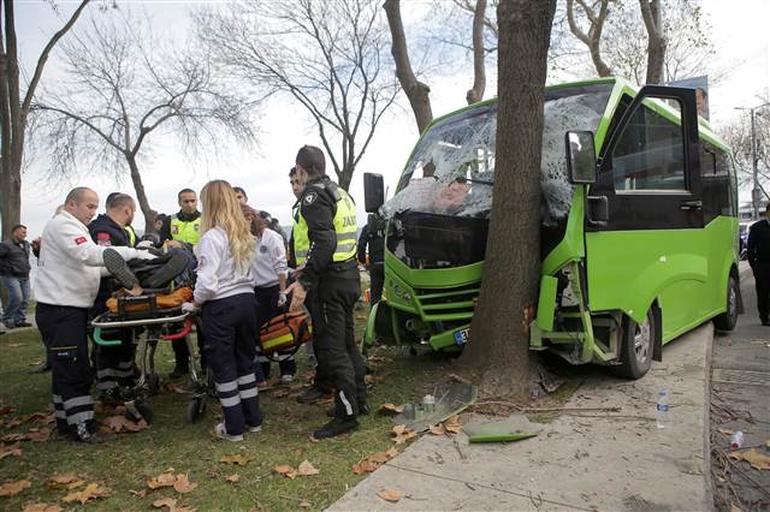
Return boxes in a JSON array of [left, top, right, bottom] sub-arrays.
[[0, 224, 32, 329]]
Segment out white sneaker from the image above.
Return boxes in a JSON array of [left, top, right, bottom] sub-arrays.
[[280, 374, 294, 384], [247, 424, 262, 433], [215, 422, 243, 442]]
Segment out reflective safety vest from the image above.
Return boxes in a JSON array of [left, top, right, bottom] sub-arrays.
[[296, 185, 358, 264], [124, 225, 137, 247], [170, 214, 202, 246], [292, 203, 310, 266]]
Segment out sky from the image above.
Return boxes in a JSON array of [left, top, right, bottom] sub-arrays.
[[9, 0, 770, 240]]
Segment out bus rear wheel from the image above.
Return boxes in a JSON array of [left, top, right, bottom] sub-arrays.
[[713, 275, 739, 332], [612, 309, 656, 380]]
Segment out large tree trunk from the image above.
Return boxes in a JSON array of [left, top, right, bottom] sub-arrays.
[[126, 154, 155, 233], [461, 0, 556, 396], [640, 0, 665, 84], [384, 0, 433, 134], [466, 0, 487, 105]]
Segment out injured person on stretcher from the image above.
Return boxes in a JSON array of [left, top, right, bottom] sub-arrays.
[[101, 243, 196, 314]]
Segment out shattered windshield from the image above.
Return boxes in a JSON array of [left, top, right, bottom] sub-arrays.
[[384, 86, 612, 226]]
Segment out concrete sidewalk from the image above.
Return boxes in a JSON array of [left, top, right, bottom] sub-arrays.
[[330, 324, 714, 512]]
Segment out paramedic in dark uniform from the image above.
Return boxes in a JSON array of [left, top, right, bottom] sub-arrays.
[[287, 145, 367, 439], [89, 193, 138, 398], [748, 204, 770, 326], [34, 187, 155, 442], [357, 213, 385, 306], [159, 188, 202, 378]]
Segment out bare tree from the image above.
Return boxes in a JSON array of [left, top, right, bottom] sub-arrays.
[[566, 0, 612, 77], [720, 103, 770, 199], [384, 0, 433, 134], [32, 14, 253, 232], [0, 0, 90, 239], [461, 0, 556, 395], [198, 0, 398, 191], [466, 0, 487, 104], [639, 0, 665, 84]]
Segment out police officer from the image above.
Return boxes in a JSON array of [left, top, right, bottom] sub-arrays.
[[748, 204, 770, 326], [34, 187, 155, 442], [160, 188, 202, 378], [357, 213, 385, 306], [89, 193, 138, 398], [287, 145, 367, 439]]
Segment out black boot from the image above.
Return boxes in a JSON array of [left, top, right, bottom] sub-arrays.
[[313, 417, 359, 439], [71, 422, 105, 444], [327, 402, 370, 418], [296, 385, 327, 404]]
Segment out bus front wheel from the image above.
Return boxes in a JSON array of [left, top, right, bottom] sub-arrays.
[[612, 309, 656, 380], [713, 275, 739, 332]]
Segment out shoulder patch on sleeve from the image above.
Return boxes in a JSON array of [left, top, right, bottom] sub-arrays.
[[74, 236, 88, 246], [303, 191, 318, 205]]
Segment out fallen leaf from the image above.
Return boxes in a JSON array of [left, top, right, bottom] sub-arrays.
[[0, 479, 31, 497], [352, 459, 379, 475], [153, 497, 178, 510], [0, 443, 22, 460], [429, 423, 447, 436], [377, 403, 404, 415], [62, 482, 111, 504], [391, 424, 417, 445], [147, 472, 177, 489], [299, 501, 311, 508], [22, 504, 62, 512], [47, 473, 83, 489], [220, 454, 249, 466], [273, 464, 297, 479], [352, 447, 399, 474], [729, 448, 770, 471], [364, 374, 383, 385], [297, 460, 319, 476], [1, 433, 26, 442], [444, 415, 462, 434], [224, 474, 240, 483], [172, 473, 198, 493], [102, 415, 149, 433], [25, 428, 51, 442], [377, 488, 402, 503], [129, 489, 147, 498]]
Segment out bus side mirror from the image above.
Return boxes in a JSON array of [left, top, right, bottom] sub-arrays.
[[565, 131, 597, 184], [364, 172, 385, 213]]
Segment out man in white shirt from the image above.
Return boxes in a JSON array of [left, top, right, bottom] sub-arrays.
[[34, 187, 155, 443], [250, 210, 293, 382]]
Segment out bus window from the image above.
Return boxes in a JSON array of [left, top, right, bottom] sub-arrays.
[[612, 101, 687, 192]]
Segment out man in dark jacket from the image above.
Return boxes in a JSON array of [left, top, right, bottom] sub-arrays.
[[357, 213, 385, 307], [747, 204, 770, 326], [0, 224, 32, 329]]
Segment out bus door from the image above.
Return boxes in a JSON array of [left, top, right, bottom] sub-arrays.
[[585, 86, 706, 340]]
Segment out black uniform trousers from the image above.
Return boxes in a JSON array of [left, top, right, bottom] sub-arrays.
[[36, 303, 95, 434], [254, 285, 296, 379], [202, 293, 262, 436], [307, 264, 366, 419], [368, 262, 384, 306], [90, 303, 135, 392], [753, 262, 770, 321]]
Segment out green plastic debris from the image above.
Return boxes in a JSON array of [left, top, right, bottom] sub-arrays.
[[468, 431, 537, 444]]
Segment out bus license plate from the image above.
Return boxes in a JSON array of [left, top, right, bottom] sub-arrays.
[[454, 328, 470, 345]]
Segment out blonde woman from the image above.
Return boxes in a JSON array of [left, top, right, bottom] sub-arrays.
[[183, 180, 262, 441]]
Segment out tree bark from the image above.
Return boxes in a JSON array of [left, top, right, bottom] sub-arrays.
[[384, 0, 433, 134], [461, 0, 556, 396], [640, 0, 665, 84], [466, 0, 487, 105], [126, 154, 154, 234], [0, 0, 90, 239], [566, 0, 612, 78]]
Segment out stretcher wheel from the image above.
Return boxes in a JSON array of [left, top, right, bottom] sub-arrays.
[[187, 396, 206, 423]]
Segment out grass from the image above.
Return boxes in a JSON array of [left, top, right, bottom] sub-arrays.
[[0, 303, 455, 511]]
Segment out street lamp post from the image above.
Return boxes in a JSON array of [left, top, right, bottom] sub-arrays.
[[737, 103, 770, 219]]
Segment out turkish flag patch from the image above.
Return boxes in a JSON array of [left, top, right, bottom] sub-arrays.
[[74, 236, 88, 245]]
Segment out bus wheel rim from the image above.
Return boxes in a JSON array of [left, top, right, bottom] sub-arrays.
[[728, 283, 737, 320], [633, 317, 651, 364]]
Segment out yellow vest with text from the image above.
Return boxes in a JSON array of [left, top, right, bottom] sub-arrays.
[[170, 215, 201, 246], [292, 203, 310, 266], [296, 186, 357, 264]]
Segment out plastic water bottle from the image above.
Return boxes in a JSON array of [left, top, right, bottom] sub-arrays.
[[422, 394, 435, 414], [730, 431, 744, 449], [656, 389, 669, 429]]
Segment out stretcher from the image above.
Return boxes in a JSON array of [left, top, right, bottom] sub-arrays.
[[91, 289, 210, 424]]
